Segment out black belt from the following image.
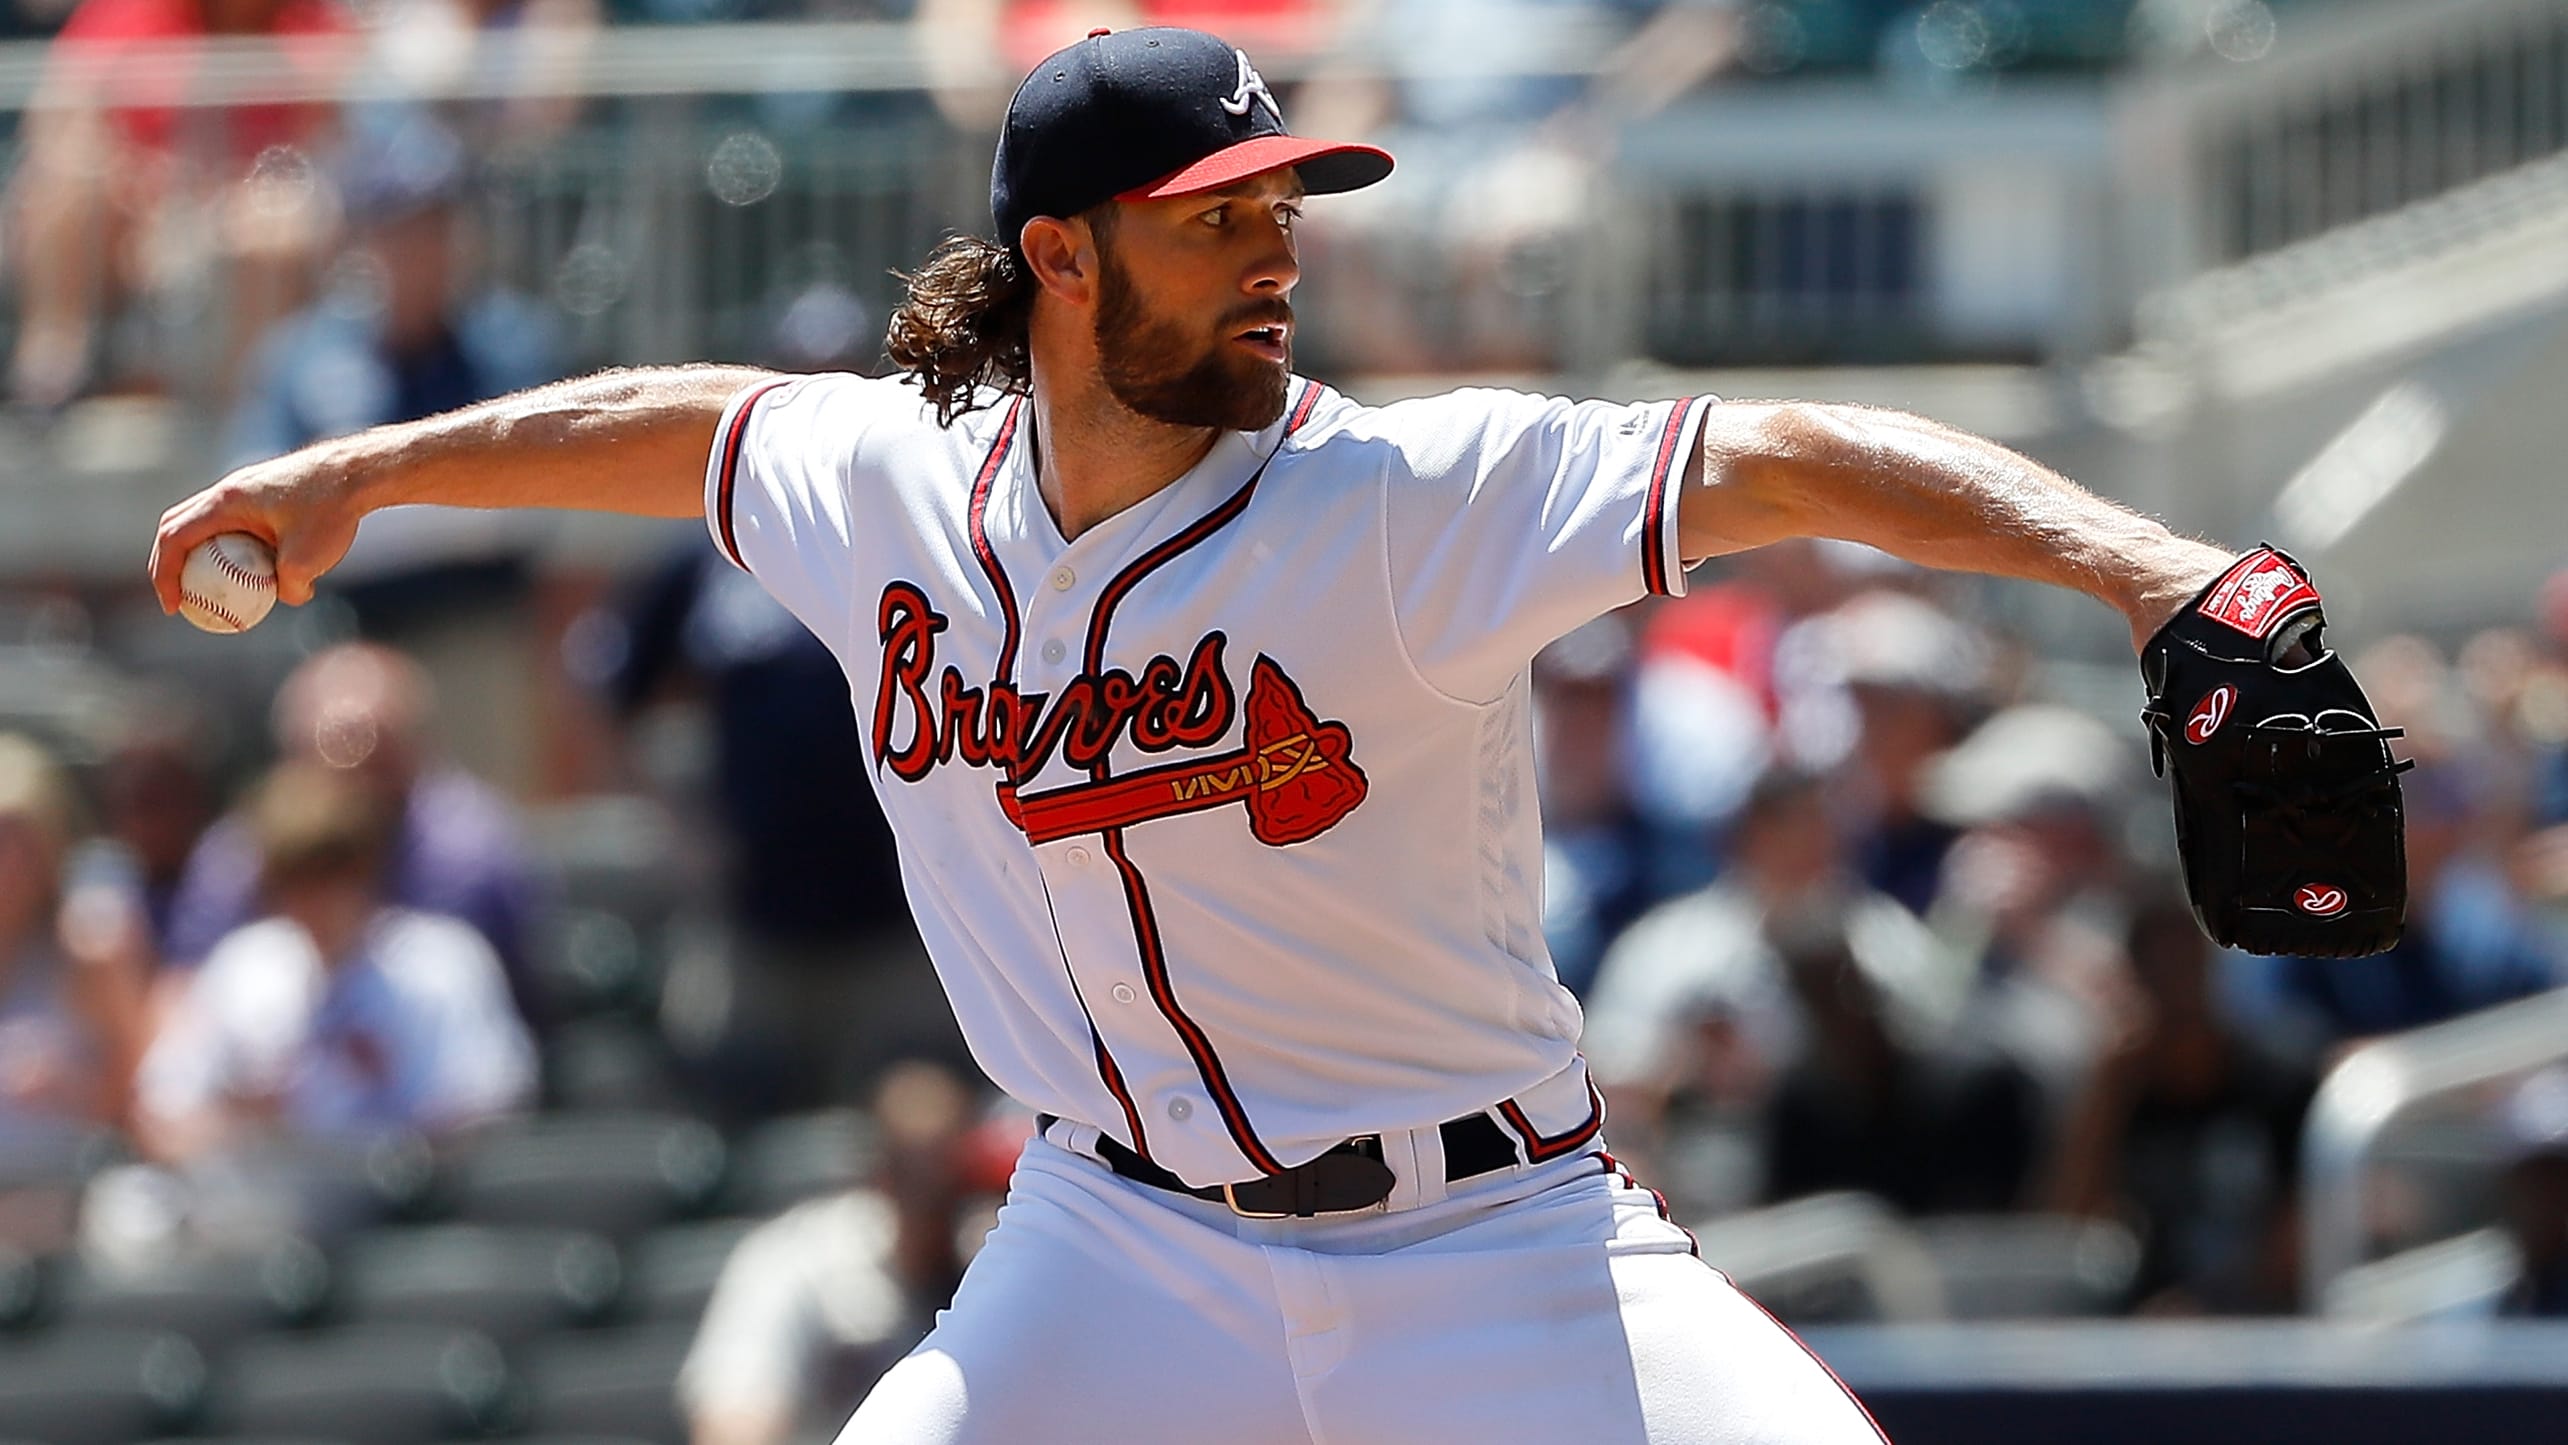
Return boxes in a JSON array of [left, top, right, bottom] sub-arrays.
[[1040, 1111, 1522, 1218]]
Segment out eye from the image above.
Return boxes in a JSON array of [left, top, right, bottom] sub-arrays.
[[1199, 203, 1230, 228], [1276, 203, 1303, 230]]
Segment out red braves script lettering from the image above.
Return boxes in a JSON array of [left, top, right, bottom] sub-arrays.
[[873, 582, 1233, 785]]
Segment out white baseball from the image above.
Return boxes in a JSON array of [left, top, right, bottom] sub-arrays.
[[178, 532, 279, 634]]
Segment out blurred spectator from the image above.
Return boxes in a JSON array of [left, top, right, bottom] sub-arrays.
[[136, 760, 535, 1162], [1920, 703, 2138, 1113], [90, 703, 220, 953], [919, 0, 1335, 133], [163, 643, 551, 1029], [1296, 0, 1693, 371], [1760, 908, 2038, 1214], [1534, 616, 1652, 996], [5, 0, 349, 407], [1621, 541, 1877, 897], [2259, 755, 2563, 1043], [2048, 895, 2313, 1315], [591, 542, 965, 1116], [2495, 1066, 2568, 1317], [1796, 589, 1987, 913], [0, 733, 150, 1146], [354, 0, 599, 145], [1583, 766, 1957, 1203], [227, 113, 562, 631], [679, 1061, 1011, 1445]]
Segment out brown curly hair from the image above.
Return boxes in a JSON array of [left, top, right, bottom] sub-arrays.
[[885, 209, 1118, 425], [884, 235, 1033, 425]]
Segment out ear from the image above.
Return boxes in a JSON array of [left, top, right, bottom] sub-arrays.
[[1019, 215, 1099, 306]]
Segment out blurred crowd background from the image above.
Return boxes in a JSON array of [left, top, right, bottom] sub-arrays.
[[4, 0, 2568, 1442]]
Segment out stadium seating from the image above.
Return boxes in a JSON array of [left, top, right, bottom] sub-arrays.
[[717, 1108, 875, 1217], [0, 1327, 206, 1445], [625, 1218, 756, 1324], [331, 1225, 624, 1346], [441, 1115, 727, 1239], [515, 1323, 696, 1445], [45, 1239, 332, 1351], [206, 1325, 516, 1445]]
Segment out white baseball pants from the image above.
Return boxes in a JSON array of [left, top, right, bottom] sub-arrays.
[[840, 1129, 1889, 1444]]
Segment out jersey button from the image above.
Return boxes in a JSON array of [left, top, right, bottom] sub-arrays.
[[1065, 845, 1092, 867], [1050, 567, 1076, 591], [1166, 1096, 1193, 1122], [1111, 983, 1137, 1004], [1041, 639, 1067, 664]]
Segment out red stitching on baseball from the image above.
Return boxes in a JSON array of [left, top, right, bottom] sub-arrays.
[[212, 545, 273, 592], [182, 591, 243, 630]]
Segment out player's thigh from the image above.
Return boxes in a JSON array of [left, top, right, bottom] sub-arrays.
[[1302, 1195, 1885, 1445], [837, 1167, 1306, 1445], [1614, 1250, 1889, 1444]]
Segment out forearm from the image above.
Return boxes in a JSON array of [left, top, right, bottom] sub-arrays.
[[154, 363, 777, 609], [1679, 401, 2233, 646], [345, 364, 775, 517]]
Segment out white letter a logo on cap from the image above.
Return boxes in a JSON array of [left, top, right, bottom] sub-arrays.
[[1221, 49, 1282, 123]]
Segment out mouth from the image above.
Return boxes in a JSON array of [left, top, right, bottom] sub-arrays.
[[1231, 320, 1290, 364]]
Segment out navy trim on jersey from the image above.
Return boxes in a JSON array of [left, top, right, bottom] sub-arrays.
[[1640, 396, 1699, 598], [712, 378, 794, 572], [1597, 1149, 1697, 1258], [968, 398, 1029, 680], [1071, 381, 1318, 1179], [1284, 378, 1326, 435], [1497, 1073, 1606, 1163]]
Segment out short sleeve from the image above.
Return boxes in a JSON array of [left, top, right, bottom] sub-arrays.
[[1380, 390, 1708, 703], [703, 372, 897, 648]]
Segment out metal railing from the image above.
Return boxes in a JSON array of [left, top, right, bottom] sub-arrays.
[[2300, 986, 2568, 1308]]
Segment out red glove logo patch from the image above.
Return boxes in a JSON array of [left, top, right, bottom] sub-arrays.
[[2295, 884, 2349, 917], [2199, 549, 2320, 639], [2184, 686, 2236, 745]]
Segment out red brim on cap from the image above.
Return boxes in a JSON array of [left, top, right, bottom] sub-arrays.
[[1118, 134, 1394, 202]]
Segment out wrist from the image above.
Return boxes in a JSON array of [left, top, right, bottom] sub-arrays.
[[2114, 535, 2235, 649]]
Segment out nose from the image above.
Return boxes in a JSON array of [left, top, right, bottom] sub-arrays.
[[1244, 217, 1299, 297]]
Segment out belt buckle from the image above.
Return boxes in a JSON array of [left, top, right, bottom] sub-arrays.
[[1219, 1182, 1292, 1220]]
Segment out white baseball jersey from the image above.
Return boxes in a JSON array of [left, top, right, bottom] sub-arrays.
[[705, 372, 1705, 1188]]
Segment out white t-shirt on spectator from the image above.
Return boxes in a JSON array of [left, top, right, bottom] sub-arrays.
[[678, 1190, 921, 1430], [1581, 882, 1957, 1089], [139, 908, 536, 1138]]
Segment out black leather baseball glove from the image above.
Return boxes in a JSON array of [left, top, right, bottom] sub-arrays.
[[2139, 546, 2411, 957]]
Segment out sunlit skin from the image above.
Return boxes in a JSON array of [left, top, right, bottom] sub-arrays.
[[1019, 169, 1305, 542], [145, 163, 2231, 646]]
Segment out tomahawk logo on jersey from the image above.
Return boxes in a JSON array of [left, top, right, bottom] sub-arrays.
[[708, 370, 1703, 1188]]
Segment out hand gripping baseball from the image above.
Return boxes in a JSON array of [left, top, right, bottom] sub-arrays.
[[150, 449, 365, 616]]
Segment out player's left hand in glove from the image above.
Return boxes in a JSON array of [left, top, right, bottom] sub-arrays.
[[2139, 545, 2412, 957]]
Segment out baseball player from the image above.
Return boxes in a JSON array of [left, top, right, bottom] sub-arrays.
[[153, 27, 2237, 1443]]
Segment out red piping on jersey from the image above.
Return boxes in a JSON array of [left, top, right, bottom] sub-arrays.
[[967, 397, 1029, 680], [970, 396, 1148, 1157], [1284, 377, 1326, 435], [1070, 381, 1319, 1178], [1497, 1073, 1606, 1163], [712, 379, 795, 572], [1639, 396, 1698, 598]]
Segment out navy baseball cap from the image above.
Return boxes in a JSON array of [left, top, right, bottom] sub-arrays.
[[991, 27, 1392, 253]]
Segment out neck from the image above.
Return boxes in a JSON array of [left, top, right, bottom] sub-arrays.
[[1026, 365, 1221, 543]]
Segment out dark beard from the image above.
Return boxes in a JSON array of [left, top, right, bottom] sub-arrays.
[[1093, 248, 1289, 433]]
